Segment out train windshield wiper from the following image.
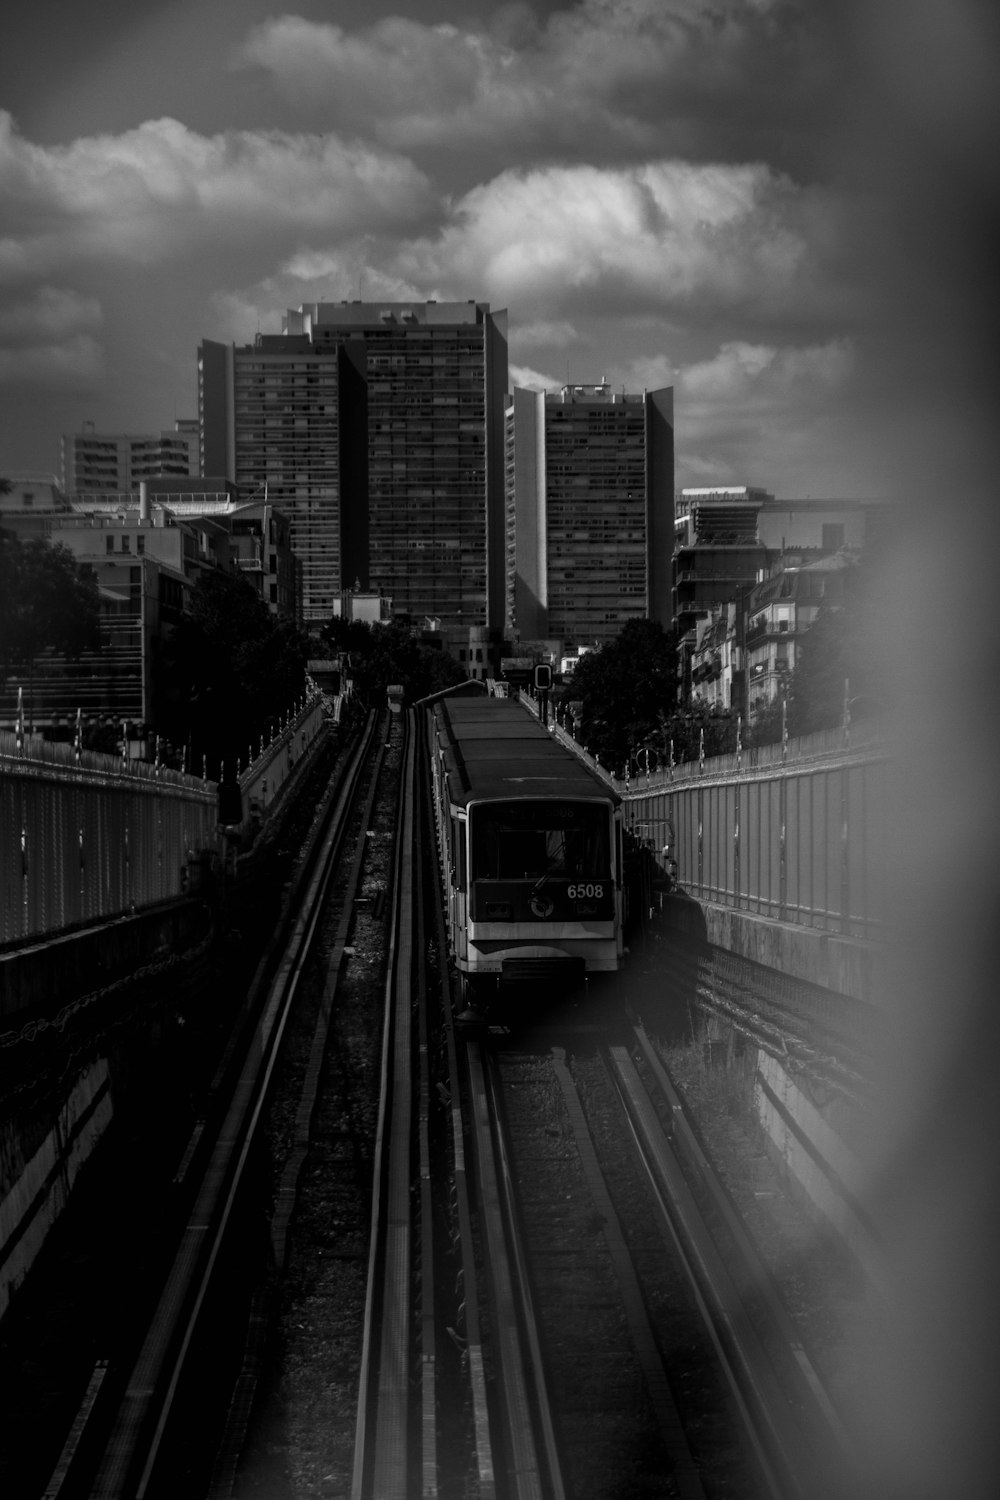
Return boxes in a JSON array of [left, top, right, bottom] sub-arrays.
[[530, 842, 566, 894]]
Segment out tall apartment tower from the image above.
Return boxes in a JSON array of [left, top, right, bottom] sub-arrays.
[[61, 420, 198, 495], [199, 300, 508, 630], [504, 383, 674, 648]]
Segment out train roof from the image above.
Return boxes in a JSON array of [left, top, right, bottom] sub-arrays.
[[435, 696, 548, 725], [431, 695, 618, 808], [444, 720, 552, 741]]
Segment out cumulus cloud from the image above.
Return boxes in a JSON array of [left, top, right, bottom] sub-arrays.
[[208, 253, 435, 343], [664, 337, 858, 490], [511, 319, 581, 350], [236, 1, 830, 168], [680, 337, 854, 401], [0, 110, 433, 279], [0, 284, 105, 388], [0, 335, 104, 388], [397, 160, 837, 326], [205, 152, 834, 350], [509, 362, 562, 392], [0, 285, 102, 343]]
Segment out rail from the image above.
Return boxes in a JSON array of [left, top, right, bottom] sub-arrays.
[[84, 713, 383, 1498]]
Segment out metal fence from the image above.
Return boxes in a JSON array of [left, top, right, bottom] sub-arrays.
[[622, 746, 888, 940], [0, 733, 219, 946], [522, 697, 888, 943]]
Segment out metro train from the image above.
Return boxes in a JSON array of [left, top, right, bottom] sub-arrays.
[[427, 692, 625, 1011]]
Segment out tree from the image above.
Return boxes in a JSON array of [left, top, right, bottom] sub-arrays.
[[781, 560, 872, 737], [0, 528, 101, 684], [321, 617, 465, 706], [159, 570, 312, 768], [564, 620, 679, 772], [655, 700, 741, 763]]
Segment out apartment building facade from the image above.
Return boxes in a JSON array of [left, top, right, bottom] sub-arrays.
[[61, 420, 198, 494], [200, 300, 509, 631], [504, 382, 674, 650]]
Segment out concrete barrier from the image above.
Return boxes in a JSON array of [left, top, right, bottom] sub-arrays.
[[754, 1050, 886, 1291], [0, 897, 211, 1023], [0, 1060, 113, 1321], [700, 900, 881, 1006]]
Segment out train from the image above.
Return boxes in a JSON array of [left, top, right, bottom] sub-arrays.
[[426, 691, 625, 1012]]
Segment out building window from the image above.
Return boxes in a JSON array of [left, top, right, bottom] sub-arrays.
[[106, 536, 114, 553], [136, 535, 145, 554], [822, 523, 845, 550]]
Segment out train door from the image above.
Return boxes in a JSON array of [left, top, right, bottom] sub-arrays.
[[451, 813, 468, 962], [614, 810, 625, 957]]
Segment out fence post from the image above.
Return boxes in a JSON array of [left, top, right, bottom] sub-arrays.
[[20, 821, 28, 939], [697, 785, 704, 895], [734, 780, 741, 910], [840, 764, 851, 934], [778, 772, 788, 922]]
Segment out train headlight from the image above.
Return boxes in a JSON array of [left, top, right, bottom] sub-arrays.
[[486, 901, 512, 919]]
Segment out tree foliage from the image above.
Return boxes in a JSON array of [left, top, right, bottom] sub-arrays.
[[159, 570, 311, 767], [321, 616, 466, 707], [563, 619, 678, 771], [0, 528, 101, 678], [763, 559, 873, 739], [654, 700, 742, 763]]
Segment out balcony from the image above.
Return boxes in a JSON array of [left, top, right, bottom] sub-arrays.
[[746, 615, 794, 647]]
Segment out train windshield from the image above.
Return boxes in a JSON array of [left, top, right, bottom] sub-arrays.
[[471, 801, 609, 882]]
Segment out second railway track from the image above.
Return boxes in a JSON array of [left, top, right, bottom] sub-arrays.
[[16, 701, 864, 1498]]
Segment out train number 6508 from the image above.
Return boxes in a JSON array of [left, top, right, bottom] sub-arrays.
[[568, 883, 604, 899]]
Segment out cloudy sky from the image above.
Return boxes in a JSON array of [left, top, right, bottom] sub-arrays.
[[0, 0, 985, 496]]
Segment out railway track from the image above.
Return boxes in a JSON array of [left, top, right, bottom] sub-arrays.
[[22, 703, 860, 1498], [34, 711, 387, 1499], [480, 1018, 854, 1499], [353, 705, 561, 1499], [354, 708, 854, 1497]]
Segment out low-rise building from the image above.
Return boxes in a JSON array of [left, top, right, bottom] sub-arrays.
[[688, 602, 740, 712], [61, 420, 198, 493], [1, 483, 246, 735], [744, 552, 855, 716], [0, 472, 74, 540], [68, 482, 298, 620]]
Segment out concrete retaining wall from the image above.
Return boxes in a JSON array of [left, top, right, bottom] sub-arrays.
[[701, 900, 882, 1006], [0, 1060, 113, 1321], [754, 1050, 884, 1289], [0, 898, 210, 1023]]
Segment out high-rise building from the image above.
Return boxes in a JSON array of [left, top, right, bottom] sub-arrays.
[[61, 421, 198, 495], [199, 333, 342, 626], [200, 300, 508, 630], [504, 383, 674, 649]]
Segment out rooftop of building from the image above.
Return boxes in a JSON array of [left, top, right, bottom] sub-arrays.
[[62, 421, 197, 442], [749, 550, 858, 608], [680, 486, 773, 502], [549, 382, 646, 405], [283, 299, 498, 334]]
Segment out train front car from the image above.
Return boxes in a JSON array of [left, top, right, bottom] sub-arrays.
[[430, 696, 623, 1014]]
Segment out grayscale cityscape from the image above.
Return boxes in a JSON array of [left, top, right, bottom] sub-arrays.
[[1, 4, 998, 1498]]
